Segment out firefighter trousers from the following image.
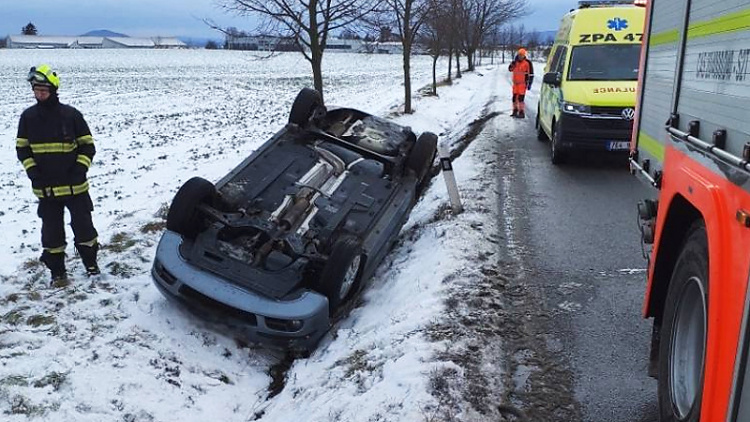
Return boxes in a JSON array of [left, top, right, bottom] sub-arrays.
[[37, 192, 98, 269]]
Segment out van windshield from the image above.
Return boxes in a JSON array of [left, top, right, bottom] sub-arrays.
[[567, 44, 641, 81]]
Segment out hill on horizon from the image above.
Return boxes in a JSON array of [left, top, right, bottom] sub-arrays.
[[81, 29, 128, 37]]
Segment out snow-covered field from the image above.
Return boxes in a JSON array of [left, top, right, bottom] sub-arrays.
[[0, 49, 517, 421]]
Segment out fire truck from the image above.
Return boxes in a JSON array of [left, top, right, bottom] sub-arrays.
[[631, 0, 750, 420]]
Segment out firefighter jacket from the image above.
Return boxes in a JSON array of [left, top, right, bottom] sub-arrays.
[[16, 94, 95, 199]]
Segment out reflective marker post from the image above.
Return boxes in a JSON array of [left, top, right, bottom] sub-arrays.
[[438, 143, 463, 214]]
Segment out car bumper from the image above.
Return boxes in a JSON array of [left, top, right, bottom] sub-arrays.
[[151, 230, 330, 353], [558, 113, 633, 151]]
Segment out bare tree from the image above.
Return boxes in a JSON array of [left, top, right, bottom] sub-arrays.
[[422, 0, 451, 95], [217, 0, 381, 101], [378, 0, 431, 113], [526, 29, 541, 60], [460, 0, 528, 71]]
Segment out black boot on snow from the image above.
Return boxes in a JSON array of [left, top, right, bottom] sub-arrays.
[[41, 251, 68, 287], [518, 110, 525, 118], [76, 243, 100, 276], [511, 110, 518, 118]]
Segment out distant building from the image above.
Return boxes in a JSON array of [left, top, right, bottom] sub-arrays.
[[5, 35, 186, 49], [69, 37, 104, 49], [102, 37, 155, 48], [225, 35, 368, 53]]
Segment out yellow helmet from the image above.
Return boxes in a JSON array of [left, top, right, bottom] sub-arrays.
[[27, 64, 60, 90]]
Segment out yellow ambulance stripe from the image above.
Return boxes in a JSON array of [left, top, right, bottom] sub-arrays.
[[688, 8, 750, 39], [638, 131, 665, 163]]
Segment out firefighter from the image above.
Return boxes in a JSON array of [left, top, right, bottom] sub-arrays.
[[508, 48, 534, 118], [16, 64, 100, 286]]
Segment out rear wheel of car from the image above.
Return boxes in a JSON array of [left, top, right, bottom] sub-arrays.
[[318, 236, 364, 314], [657, 222, 708, 422], [406, 132, 438, 193], [289, 88, 325, 126], [166, 177, 216, 239], [536, 107, 549, 141], [551, 121, 566, 165]]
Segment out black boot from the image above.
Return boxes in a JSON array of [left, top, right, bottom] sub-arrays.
[[511, 109, 518, 117], [76, 243, 100, 276], [518, 110, 525, 118], [41, 251, 69, 287]]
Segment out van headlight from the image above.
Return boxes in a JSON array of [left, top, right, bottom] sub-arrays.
[[562, 102, 591, 115]]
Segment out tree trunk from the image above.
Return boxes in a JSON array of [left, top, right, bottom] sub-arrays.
[[311, 52, 324, 102], [455, 49, 461, 78], [432, 55, 438, 95], [467, 48, 474, 72], [447, 46, 453, 83], [403, 44, 413, 114]]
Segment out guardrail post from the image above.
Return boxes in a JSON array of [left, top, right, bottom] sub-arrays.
[[438, 143, 463, 214]]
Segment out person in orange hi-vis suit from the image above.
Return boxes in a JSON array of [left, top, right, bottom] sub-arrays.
[[508, 48, 534, 118]]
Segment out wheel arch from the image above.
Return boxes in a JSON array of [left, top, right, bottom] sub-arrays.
[[646, 194, 704, 322]]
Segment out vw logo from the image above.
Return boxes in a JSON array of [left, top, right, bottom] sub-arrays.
[[622, 108, 636, 121]]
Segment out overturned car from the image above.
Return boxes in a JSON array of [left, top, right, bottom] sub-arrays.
[[151, 88, 438, 353]]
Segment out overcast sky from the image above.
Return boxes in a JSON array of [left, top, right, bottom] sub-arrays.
[[1, 0, 579, 40]]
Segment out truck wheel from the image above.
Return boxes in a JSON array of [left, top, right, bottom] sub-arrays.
[[551, 121, 565, 165], [318, 236, 364, 314], [536, 107, 548, 141], [166, 177, 216, 239], [406, 132, 438, 193], [289, 88, 325, 126], [657, 222, 708, 422]]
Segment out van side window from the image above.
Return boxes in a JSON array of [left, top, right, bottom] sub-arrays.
[[548, 46, 567, 75], [554, 47, 568, 74]]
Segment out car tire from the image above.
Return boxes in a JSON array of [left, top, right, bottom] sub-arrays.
[[289, 87, 325, 126], [406, 132, 438, 193], [536, 107, 549, 141], [551, 121, 565, 165], [166, 177, 216, 239], [318, 236, 364, 314], [657, 222, 708, 422]]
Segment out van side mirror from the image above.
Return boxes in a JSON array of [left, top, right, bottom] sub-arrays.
[[543, 72, 561, 87]]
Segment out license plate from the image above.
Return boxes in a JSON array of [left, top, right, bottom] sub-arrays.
[[607, 141, 630, 151]]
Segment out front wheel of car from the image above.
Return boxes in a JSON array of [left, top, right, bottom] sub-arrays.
[[166, 177, 216, 239], [551, 121, 566, 165], [318, 236, 364, 314], [289, 88, 325, 126], [657, 222, 708, 422], [406, 132, 438, 194]]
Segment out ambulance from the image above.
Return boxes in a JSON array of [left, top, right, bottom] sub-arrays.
[[536, 0, 646, 164], [631, 0, 750, 420]]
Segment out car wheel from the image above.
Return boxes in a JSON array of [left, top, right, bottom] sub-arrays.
[[551, 121, 565, 165], [289, 88, 325, 126], [166, 177, 216, 239], [406, 132, 438, 193], [318, 236, 364, 313], [658, 222, 707, 422], [536, 107, 549, 141]]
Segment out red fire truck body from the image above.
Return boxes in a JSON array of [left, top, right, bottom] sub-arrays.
[[632, 0, 750, 420]]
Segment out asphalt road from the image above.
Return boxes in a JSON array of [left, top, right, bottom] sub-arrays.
[[491, 107, 660, 421]]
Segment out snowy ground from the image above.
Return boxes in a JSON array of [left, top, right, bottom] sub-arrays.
[[0, 50, 529, 421]]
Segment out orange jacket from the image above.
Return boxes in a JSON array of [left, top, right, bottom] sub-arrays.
[[509, 58, 534, 94]]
